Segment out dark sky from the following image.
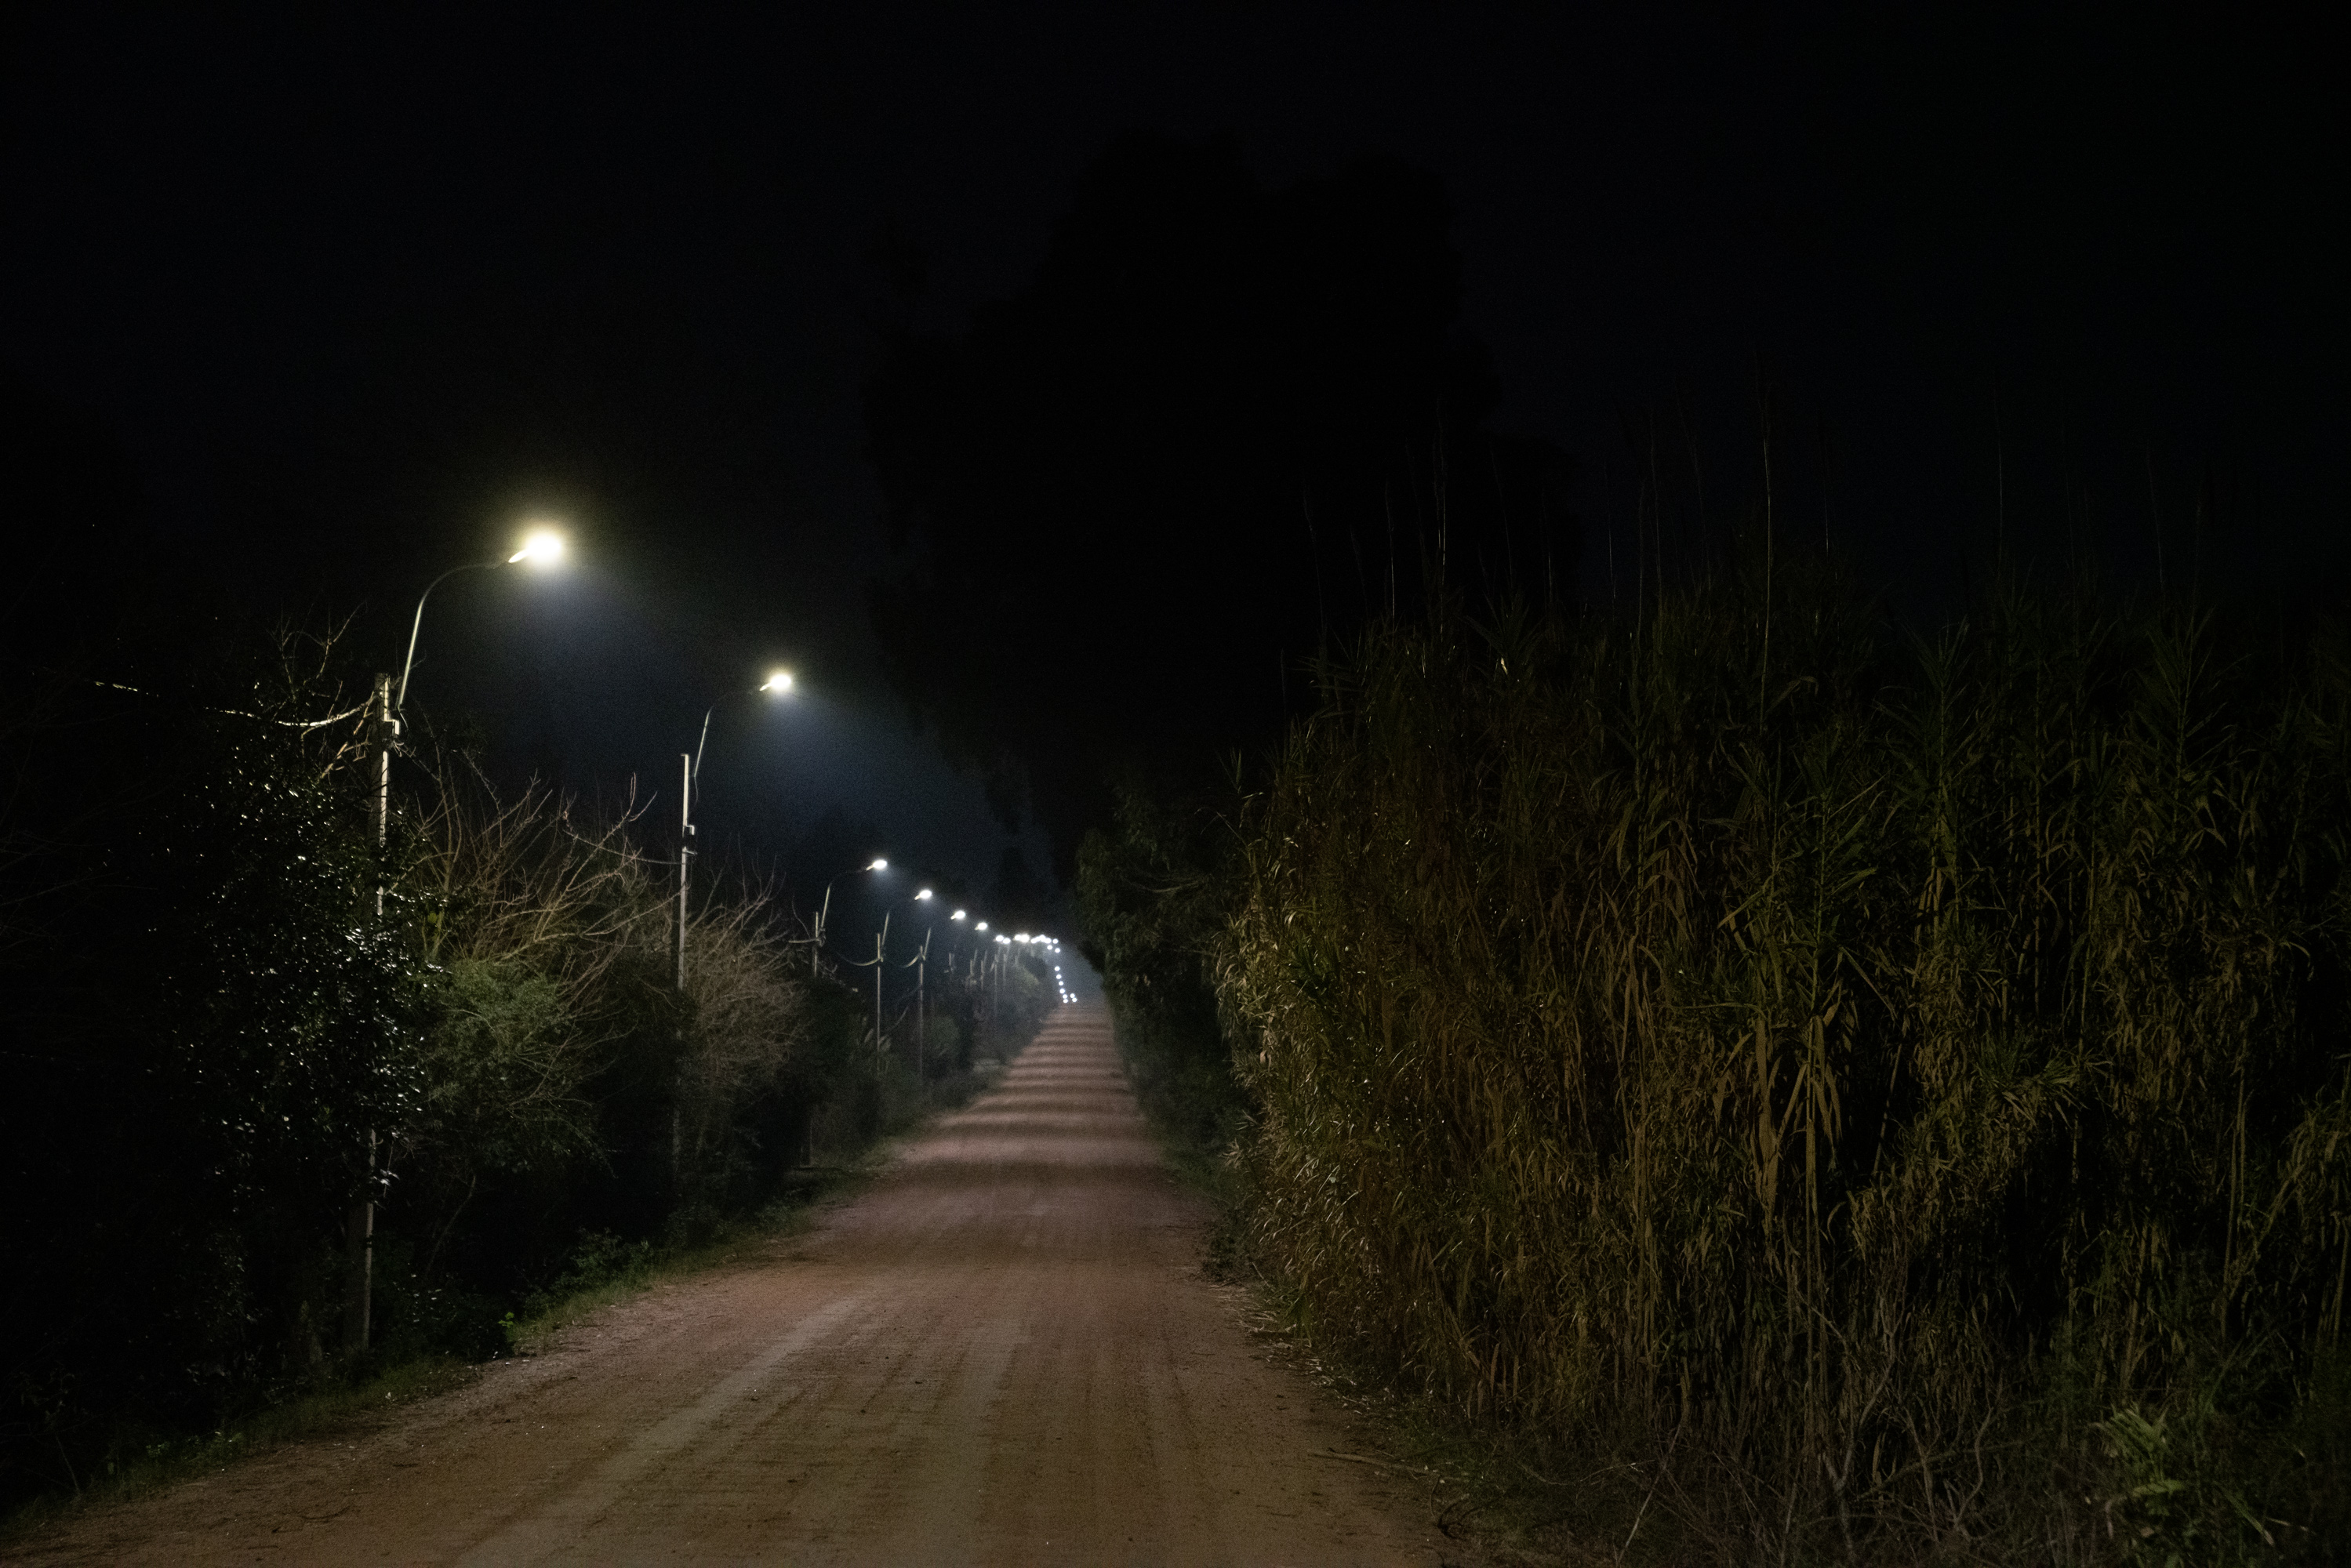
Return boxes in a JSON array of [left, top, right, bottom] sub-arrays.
[[6, 4, 2342, 918]]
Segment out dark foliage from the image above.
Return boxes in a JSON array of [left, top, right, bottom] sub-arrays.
[[1074, 775, 1247, 1165], [1, 620, 411, 1489], [0, 602, 1030, 1508]]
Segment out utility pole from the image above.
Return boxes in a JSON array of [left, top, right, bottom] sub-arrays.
[[873, 910, 891, 1072], [674, 753, 692, 1191], [345, 671, 396, 1357], [915, 931, 928, 1087], [340, 531, 565, 1360], [370, 672, 394, 873], [675, 752, 692, 993]]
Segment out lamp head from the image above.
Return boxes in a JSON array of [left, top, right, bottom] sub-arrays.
[[975, 920, 988, 931], [950, 909, 967, 921], [508, 527, 566, 567], [915, 888, 933, 901], [867, 858, 888, 872], [761, 670, 794, 695]]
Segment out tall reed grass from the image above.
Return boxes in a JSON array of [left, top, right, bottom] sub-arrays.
[[1222, 561, 2351, 1557]]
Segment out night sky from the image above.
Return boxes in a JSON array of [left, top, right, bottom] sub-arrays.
[[6, 5, 2342, 924]]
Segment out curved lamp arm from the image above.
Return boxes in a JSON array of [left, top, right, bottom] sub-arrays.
[[394, 558, 501, 716], [395, 532, 564, 718], [689, 673, 793, 808], [810, 857, 886, 950]]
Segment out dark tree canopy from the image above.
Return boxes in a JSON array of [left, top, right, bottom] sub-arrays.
[[866, 132, 1574, 873]]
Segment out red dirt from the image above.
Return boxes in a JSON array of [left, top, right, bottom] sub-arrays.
[[14, 1004, 1449, 1565]]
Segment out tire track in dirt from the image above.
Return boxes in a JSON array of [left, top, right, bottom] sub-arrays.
[[14, 1004, 1448, 1565]]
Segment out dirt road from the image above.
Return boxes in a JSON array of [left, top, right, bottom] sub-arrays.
[[17, 1004, 1447, 1565]]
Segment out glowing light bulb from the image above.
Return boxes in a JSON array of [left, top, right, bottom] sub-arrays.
[[509, 528, 566, 566]]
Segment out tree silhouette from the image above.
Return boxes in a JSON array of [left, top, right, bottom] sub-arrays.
[[866, 132, 1573, 873]]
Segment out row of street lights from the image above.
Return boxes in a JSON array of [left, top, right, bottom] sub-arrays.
[[351, 521, 1069, 1350], [845, 879, 1070, 1077]]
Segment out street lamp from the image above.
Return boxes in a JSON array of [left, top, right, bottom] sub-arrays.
[[674, 670, 796, 993], [808, 858, 887, 976], [908, 891, 939, 1083], [945, 909, 970, 991], [350, 522, 565, 1358], [870, 905, 892, 1069], [666, 670, 797, 1179], [867, 883, 947, 1076], [373, 524, 569, 855]]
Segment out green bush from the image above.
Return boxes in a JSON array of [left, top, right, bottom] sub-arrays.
[[0, 626, 919, 1507], [1076, 779, 1248, 1168]]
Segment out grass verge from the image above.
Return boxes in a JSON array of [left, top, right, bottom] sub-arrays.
[[0, 1354, 481, 1546], [0, 1154, 896, 1548], [498, 1163, 880, 1357], [1232, 1276, 1662, 1566], [5, 1030, 1042, 1549]]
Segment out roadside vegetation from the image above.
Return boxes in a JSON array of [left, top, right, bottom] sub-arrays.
[[0, 612, 1056, 1519], [1085, 550, 2351, 1562], [1075, 779, 1246, 1189]]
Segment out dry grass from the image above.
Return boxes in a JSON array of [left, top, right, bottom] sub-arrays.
[[1221, 564, 2351, 1561]]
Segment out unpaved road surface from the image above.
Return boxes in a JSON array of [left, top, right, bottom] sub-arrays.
[[16, 1004, 1448, 1565]]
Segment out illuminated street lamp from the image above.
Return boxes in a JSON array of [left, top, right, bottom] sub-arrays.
[[863, 882, 948, 1078], [353, 521, 565, 1359], [808, 858, 887, 977], [394, 527, 565, 713], [940, 908, 969, 991], [907, 890, 937, 1082], [373, 524, 569, 852], [869, 905, 892, 1069], [673, 670, 796, 993]]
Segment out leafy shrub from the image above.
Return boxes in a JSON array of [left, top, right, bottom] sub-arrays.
[[1076, 779, 1247, 1165]]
